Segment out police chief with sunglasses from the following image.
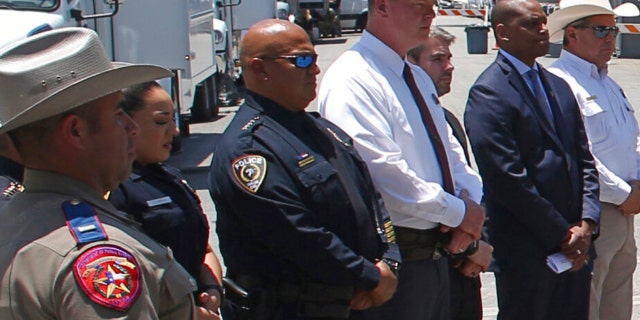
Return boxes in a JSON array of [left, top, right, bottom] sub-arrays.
[[209, 19, 401, 320], [548, 0, 640, 319]]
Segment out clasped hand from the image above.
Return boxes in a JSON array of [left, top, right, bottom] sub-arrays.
[[350, 261, 398, 310], [441, 189, 485, 253], [560, 220, 594, 271]]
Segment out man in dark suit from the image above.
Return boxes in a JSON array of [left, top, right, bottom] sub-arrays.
[[464, 0, 600, 319]]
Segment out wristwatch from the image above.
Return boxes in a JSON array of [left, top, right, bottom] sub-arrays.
[[382, 258, 400, 277]]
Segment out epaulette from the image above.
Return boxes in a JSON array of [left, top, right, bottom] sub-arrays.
[[63, 199, 108, 245], [241, 116, 262, 131]]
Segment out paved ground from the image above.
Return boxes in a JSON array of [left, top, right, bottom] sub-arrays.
[[167, 15, 640, 319]]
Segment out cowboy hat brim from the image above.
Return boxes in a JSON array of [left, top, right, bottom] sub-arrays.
[[548, 3, 640, 44], [0, 62, 172, 134]]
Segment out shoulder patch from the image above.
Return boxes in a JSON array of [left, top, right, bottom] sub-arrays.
[[72, 245, 141, 312], [232, 155, 267, 193]]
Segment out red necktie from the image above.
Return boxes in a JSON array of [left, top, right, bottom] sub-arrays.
[[403, 63, 455, 194]]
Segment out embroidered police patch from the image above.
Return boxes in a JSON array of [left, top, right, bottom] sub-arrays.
[[72, 245, 141, 312], [232, 155, 267, 193]]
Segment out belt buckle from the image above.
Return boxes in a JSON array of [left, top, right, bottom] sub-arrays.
[[432, 249, 442, 260]]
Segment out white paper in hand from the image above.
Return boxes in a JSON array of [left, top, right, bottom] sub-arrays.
[[546, 252, 573, 273]]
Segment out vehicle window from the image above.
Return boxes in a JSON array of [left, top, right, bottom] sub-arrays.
[[0, 0, 58, 11]]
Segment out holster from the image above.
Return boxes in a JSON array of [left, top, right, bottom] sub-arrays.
[[224, 274, 354, 319], [394, 226, 450, 261]]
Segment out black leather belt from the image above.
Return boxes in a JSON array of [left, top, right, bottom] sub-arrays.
[[394, 226, 448, 261], [226, 273, 353, 319]]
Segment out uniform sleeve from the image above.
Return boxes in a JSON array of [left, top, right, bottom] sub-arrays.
[[9, 241, 196, 319], [591, 151, 632, 205], [319, 75, 466, 228], [211, 144, 381, 290]]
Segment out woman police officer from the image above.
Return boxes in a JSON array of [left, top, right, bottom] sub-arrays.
[[109, 81, 223, 316]]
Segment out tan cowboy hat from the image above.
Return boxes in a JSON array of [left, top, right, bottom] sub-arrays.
[[548, 0, 640, 43], [0, 27, 173, 134]]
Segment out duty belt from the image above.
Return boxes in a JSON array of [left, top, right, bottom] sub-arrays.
[[225, 273, 353, 319], [394, 226, 449, 261]]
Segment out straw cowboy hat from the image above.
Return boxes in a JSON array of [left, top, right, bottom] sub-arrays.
[[0, 27, 173, 134], [548, 0, 640, 43]]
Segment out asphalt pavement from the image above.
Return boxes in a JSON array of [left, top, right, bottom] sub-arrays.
[[167, 15, 640, 319]]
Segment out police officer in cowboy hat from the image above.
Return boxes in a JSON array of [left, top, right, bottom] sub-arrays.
[[0, 28, 218, 319]]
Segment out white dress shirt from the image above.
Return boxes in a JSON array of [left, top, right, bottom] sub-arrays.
[[318, 31, 483, 229], [549, 50, 640, 205]]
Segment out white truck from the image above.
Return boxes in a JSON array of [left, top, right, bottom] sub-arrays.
[[216, 0, 279, 82], [0, 0, 228, 137], [294, 0, 368, 32]]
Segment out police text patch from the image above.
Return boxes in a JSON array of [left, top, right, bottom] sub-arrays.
[[232, 155, 267, 193]]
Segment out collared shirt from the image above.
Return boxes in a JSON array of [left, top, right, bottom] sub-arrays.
[[549, 49, 640, 205], [0, 169, 197, 319], [500, 50, 553, 113], [318, 31, 482, 229]]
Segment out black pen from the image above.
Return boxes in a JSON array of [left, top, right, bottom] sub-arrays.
[[584, 260, 593, 276]]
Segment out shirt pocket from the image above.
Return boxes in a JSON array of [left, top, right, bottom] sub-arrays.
[[579, 99, 608, 144], [296, 160, 347, 220], [140, 198, 187, 235]]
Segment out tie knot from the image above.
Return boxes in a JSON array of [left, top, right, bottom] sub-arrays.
[[527, 68, 539, 81]]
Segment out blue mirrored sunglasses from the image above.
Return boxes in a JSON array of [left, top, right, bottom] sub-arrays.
[[576, 25, 620, 38], [260, 54, 318, 69]]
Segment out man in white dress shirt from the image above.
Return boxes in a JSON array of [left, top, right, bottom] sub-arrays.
[[548, 1, 640, 319], [318, 0, 485, 318]]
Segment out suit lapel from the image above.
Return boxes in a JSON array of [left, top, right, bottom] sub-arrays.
[[538, 66, 575, 176], [496, 56, 566, 153], [538, 66, 568, 146]]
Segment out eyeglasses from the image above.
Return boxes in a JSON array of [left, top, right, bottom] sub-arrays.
[[574, 25, 620, 38], [259, 54, 318, 69]]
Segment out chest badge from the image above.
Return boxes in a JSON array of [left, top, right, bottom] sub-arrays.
[[72, 245, 141, 312], [232, 155, 267, 193]]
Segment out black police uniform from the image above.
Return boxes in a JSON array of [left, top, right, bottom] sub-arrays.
[[209, 92, 400, 320], [0, 155, 24, 208], [109, 162, 209, 283]]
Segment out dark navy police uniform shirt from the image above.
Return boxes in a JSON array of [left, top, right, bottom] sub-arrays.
[[109, 162, 209, 282], [209, 92, 400, 290]]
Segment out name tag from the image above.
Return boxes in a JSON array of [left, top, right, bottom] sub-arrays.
[[146, 196, 172, 207]]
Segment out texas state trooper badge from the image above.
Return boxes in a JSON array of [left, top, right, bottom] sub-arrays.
[[232, 155, 267, 193], [72, 245, 141, 312]]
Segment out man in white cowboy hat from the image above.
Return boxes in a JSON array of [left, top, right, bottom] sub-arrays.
[[547, 1, 640, 319], [0, 28, 218, 319]]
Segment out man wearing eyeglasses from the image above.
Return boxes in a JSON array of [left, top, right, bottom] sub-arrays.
[[547, 1, 640, 319], [209, 19, 400, 320]]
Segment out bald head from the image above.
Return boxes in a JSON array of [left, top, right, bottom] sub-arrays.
[[240, 19, 319, 112], [491, 0, 525, 30], [491, 0, 548, 65], [240, 19, 309, 70]]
